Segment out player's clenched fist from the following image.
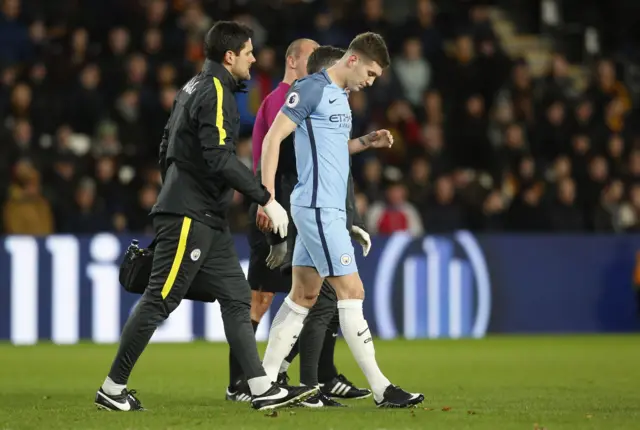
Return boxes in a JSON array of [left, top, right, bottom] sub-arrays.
[[367, 129, 394, 148], [262, 199, 289, 239]]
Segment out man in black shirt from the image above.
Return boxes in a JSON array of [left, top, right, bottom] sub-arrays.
[[94, 21, 315, 412]]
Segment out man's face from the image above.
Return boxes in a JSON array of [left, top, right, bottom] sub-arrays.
[[229, 38, 256, 81], [293, 40, 319, 79], [346, 54, 382, 92]]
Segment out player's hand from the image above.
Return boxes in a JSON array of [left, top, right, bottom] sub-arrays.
[[367, 129, 394, 149], [350, 225, 371, 257], [256, 205, 272, 233], [266, 241, 287, 269], [263, 199, 289, 239]]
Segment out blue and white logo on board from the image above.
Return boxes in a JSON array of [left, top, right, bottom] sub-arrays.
[[373, 231, 491, 339]]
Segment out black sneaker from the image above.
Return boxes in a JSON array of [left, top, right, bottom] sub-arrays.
[[225, 379, 252, 402], [95, 388, 144, 411], [374, 385, 424, 408], [300, 392, 346, 408], [276, 371, 290, 385], [320, 374, 372, 400], [251, 383, 317, 411]]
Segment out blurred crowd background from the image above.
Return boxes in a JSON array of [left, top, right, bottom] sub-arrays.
[[2, 0, 640, 236]]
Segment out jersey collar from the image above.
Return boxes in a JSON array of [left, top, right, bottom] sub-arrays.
[[202, 59, 247, 93]]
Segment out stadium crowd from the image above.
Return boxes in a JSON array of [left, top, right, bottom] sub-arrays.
[[2, 0, 640, 236]]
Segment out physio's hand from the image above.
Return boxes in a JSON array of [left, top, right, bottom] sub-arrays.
[[351, 225, 371, 257], [263, 199, 289, 239], [367, 129, 394, 149], [266, 241, 287, 269], [256, 205, 272, 233]]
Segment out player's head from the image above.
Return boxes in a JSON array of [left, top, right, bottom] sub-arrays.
[[343, 32, 390, 92], [307, 46, 346, 75], [284, 38, 319, 80], [204, 21, 256, 81]]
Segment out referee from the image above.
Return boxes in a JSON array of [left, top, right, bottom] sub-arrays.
[[94, 21, 315, 412]]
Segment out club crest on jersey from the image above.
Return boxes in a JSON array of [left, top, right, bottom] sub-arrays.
[[286, 92, 300, 108], [190, 249, 201, 261], [340, 254, 352, 266]]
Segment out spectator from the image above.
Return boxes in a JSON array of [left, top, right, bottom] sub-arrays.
[[126, 184, 157, 234], [549, 178, 585, 231], [0, 0, 32, 64], [422, 175, 466, 233], [367, 180, 423, 236], [3, 161, 53, 235], [393, 37, 431, 107], [0, 2, 639, 236], [62, 177, 111, 233]]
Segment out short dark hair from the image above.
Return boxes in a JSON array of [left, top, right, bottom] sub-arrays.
[[348, 32, 390, 68], [307, 46, 345, 74], [204, 21, 253, 63]]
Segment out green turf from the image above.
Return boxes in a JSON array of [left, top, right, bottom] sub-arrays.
[[1, 336, 639, 429]]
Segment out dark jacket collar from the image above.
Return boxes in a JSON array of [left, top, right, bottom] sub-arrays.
[[202, 59, 247, 93]]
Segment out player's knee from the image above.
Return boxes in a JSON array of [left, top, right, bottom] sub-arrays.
[[251, 291, 274, 322], [288, 283, 318, 308], [330, 273, 365, 301], [140, 290, 174, 321]]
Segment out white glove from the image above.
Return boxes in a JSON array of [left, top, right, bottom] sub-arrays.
[[351, 225, 371, 257], [266, 241, 287, 269], [263, 199, 289, 239]]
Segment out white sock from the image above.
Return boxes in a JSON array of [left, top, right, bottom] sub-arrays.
[[262, 296, 308, 381], [338, 299, 391, 402], [102, 376, 126, 396], [279, 360, 291, 373], [248, 376, 272, 396]]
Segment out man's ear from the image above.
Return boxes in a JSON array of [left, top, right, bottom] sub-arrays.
[[286, 55, 296, 70], [223, 50, 235, 65]]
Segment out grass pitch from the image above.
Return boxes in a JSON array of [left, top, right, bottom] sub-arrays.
[[1, 336, 639, 430]]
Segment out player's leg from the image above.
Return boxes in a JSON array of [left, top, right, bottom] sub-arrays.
[[302, 281, 371, 401], [201, 227, 316, 410], [321, 208, 424, 408], [275, 219, 303, 381], [261, 260, 322, 380], [261, 206, 327, 381], [296, 281, 345, 407], [96, 215, 209, 411]]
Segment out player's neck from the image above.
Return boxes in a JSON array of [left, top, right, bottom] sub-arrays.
[[282, 69, 297, 85], [326, 66, 347, 89]]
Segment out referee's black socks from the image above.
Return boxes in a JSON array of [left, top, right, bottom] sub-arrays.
[[317, 310, 340, 383]]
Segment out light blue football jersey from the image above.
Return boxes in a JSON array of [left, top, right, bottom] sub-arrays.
[[280, 69, 351, 211]]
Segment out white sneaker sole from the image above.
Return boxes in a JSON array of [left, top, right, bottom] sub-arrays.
[[255, 387, 319, 411]]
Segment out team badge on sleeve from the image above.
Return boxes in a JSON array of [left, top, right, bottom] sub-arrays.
[[286, 92, 300, 108]]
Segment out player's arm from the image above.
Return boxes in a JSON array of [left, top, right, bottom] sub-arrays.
[[196, 88, 271, 205], [261, 112, 297, 195], [262, 80, 324, 195], [347, 130, 394, 155]]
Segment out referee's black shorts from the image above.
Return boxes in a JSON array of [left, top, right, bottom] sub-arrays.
[[247, 203, 292, 294], [146, 214, 250, 308]]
